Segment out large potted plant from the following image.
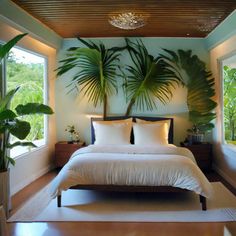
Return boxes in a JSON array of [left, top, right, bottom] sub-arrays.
[[0, 34, 54, 218], [161, 49, 217, 143]]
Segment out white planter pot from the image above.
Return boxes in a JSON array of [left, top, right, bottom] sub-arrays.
[[0, 170, 10, 218], [188, 133, 204, 144]]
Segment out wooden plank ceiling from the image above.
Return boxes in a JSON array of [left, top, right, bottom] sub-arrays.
[[11, 0, 236, 38]]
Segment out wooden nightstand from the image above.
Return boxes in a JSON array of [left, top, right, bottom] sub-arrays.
[[180, 142, 212, 172], [55, 141, 85, 167]]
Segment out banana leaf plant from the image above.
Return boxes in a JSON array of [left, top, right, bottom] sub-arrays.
[[160, 49, 217, 134], [0, 34, 54, 170], [0, 33, 27, 60], [56, 37, 126, 118], [0, 87, 53, 170], [123, 38, 183, 116]]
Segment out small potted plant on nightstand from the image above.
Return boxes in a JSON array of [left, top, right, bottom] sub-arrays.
[[187, 125, 204, 144], [187, 111, 215, 144], [65, 125, 80, 144]]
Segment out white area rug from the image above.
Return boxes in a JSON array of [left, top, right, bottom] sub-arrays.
[[8, 182, 236, 222]]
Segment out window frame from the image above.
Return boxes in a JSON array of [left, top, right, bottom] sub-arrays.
[[1, 43, 50, 158], [219, 50, 236, 146]]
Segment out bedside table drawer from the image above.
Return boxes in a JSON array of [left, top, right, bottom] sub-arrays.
[[55, 141, 85, 167], [196, 160, 211, 171], [55, 151, 75, 159], [192, 153, 210, 160], [55, 154, 72, 167], [180, 142, 212, 172]]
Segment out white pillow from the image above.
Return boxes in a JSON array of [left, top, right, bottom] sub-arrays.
[[133, 122, 169, 145], [93, 121, 132, 145], [136, 118, 171, 132]]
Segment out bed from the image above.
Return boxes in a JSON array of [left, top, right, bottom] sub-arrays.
[[51, 116, 213, 211]]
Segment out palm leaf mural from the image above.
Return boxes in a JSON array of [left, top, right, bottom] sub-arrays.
[[161, 49, 217, 133], [124, 38, 182, 116], [56, 37, 125, 118]]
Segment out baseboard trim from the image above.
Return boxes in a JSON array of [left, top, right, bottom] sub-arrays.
[[212, 163, 236, 189], [11, 164, 53, 196]]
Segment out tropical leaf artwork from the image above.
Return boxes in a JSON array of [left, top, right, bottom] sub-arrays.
[[123, 38, 182, 115], [161, 49, 217, 133], [56, 37, 125, 118]]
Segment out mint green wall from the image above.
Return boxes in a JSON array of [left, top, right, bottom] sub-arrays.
[[206, 10, 236, 50], [63, 37, 209, 62], [56, 37, 209, 145]]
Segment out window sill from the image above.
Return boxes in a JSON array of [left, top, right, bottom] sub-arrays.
[[222, 143, 236, 156], [11, 139, 46, 159]]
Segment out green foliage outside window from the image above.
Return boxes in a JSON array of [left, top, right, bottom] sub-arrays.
[[6, 51, 44, 142], [224, 65, 236, 144]]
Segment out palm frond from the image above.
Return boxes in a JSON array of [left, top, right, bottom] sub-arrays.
[[124, 39, 182, 115], [163, 49, 217, 132], [56, 38, 124, 117]]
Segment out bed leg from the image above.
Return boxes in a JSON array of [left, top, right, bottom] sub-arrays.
[[57, 195, 61, 207], [199, 195, 207, 211]]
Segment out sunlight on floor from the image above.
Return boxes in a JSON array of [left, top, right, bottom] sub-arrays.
[[224, 223, 236, 236], [14, 223, 49, 236], [224, 226, 232, 236]]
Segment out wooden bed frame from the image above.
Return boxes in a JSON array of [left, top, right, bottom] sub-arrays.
[[57, 116, 207, 211], [57, 185, 206, 210]]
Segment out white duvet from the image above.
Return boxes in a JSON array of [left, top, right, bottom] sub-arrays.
[[50, 144, 213, 198]]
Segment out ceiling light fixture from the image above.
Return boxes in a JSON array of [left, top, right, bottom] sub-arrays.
[[108, 12, 146, 30]]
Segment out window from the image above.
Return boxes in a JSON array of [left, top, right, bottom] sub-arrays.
[[5, 47, 47, 157], [222, 55, 236, 145]]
